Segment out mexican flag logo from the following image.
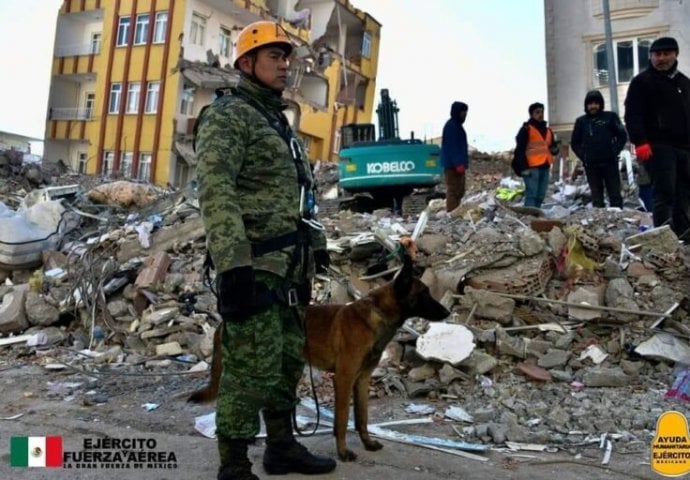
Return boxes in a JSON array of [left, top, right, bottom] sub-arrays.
[[10, 436, 63, 467]]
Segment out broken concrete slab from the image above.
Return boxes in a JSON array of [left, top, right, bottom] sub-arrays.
[[567, 287, 601, 321], [626, 225, 679, 254], [635, 333, 690, 364], [117, 217, 204, 263], [582, 367, 630, 387], [459, 350, 498, 376], [537, 349, 571, 369], [416, 323, 475, 365], [0, 284, 29, 333], [25, 292, 60, 326], [462, 287, 515, 323]]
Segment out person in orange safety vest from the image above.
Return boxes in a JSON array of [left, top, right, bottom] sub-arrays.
[[512, 102, 559, 208]]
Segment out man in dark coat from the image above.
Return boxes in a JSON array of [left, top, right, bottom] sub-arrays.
[[624, 36, 690, 241], [571, 90, 627, 208], [440, 101, 469, 212]]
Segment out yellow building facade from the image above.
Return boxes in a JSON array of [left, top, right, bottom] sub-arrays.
[[44, 0, 380, 186]]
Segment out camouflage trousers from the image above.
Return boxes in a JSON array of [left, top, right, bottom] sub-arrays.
[[216, 271, 306, 439]]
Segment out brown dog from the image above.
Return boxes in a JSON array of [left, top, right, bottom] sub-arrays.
[[189, 256, 450, 461]]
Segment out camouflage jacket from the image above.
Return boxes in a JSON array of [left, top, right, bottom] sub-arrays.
[[195, 76, 326, 282]]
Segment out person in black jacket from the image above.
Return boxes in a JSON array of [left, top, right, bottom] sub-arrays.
[[624, 36, 690, 241], [571, 90, 627, 208]]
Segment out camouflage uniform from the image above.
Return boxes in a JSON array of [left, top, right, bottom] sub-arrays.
[[195, 76, 326, 448]]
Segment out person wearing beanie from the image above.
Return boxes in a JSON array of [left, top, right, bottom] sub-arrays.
[[571, 89, 627, 208], [512, 102, 559, 208], [624, 36, 690, 241], [440, 101, 469, 211]]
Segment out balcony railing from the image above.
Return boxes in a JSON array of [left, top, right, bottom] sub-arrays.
[[55, 42, 101, 57], [49, 107, 93, 120]]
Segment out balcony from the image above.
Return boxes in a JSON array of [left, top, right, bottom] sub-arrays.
[[55, 42, 101, 57], [49, 108, 93, 121]]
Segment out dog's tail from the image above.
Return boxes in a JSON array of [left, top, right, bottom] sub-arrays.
[[187, 325, 222, 404]]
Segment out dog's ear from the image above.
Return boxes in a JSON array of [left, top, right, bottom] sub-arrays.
[[394, 253, 414, 296]]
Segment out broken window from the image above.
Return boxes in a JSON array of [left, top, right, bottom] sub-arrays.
[[109, 83, 122, 113], [117, 16, 130, 46], [362, 32, 372, 59], [153, 12, 168, 43], [126, 82, 141, 114], [78, 152, 87, 173], [219, 27, 231, 58], [190, 13, 206, 47], [145, 81, 160, 113], [134, 14, 149, 45], [180, 86, 195, 115], [120, 152, 133, 177], [102, 151, 114, 176], [593, 37, 653, 86], [138, 153, 152, 182]]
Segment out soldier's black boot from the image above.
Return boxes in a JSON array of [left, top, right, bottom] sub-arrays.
[[217, 436, 259, 480], [262, 409, 337, 475]]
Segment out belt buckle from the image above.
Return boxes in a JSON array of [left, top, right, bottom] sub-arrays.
[[287, 288, 299, 306]]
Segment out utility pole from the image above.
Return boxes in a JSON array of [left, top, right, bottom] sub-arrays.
[[603, 0, 619, 113]]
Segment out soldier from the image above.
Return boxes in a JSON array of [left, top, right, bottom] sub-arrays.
[[195, 21, 335, 480]]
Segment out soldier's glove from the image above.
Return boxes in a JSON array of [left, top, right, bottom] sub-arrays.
[[217, 266, 256, 318], [635, 143, 653, 162], [313, 249, 330, 274]]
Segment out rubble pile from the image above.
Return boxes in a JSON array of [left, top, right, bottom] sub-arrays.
[[2, 155, 690, 453]]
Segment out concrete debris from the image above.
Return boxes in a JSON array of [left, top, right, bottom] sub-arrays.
[[1, 155, 690, 453], [416, 323, 475, 365]]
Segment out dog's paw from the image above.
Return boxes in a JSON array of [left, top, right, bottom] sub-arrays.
[[363, 439, 383, 451], [338, 448, 358, 462]]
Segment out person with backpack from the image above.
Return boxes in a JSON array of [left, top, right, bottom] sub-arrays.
[[570, 90, 627, 208], [194, 21, 334, 480]]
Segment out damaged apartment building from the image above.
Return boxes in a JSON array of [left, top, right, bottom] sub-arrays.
[[43, 0, 380, 187]]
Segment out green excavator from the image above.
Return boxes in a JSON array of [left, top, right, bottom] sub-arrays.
[[336, 89, 443, 214]]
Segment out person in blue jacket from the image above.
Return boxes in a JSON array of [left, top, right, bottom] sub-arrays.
[[440, 101, 469, 211]]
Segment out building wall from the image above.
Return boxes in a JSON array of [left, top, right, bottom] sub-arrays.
[[46, 0, 380, 184], [545, 0, 690, 143]]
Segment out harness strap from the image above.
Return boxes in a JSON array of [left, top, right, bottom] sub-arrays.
[[251, 231, 300, 257]]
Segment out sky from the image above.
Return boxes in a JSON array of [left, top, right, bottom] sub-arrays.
[[0, 0, 547, 154]]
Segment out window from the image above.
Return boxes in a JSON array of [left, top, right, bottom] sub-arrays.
[[126, 82, 141, 113], [78, 153, 87, 174], [109, 83, 122, 113], [153, 11, 168, 43], [102, 151, 114, 176], [190, 13, 206, 46], [138, 153, 152, 182], [120, 152, 133, 177], [85, 92, 95, 119], [361, 32, 372, 58], [219, 27, 231, 58], [117, 16, 131, 46], [593, 37, 653, 86], [145, 81, 160, 113], [134, 14, 149, 45], [90, 32, 102, 54], [333, 131, 341, 154], [180, 86, 195, 115]]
